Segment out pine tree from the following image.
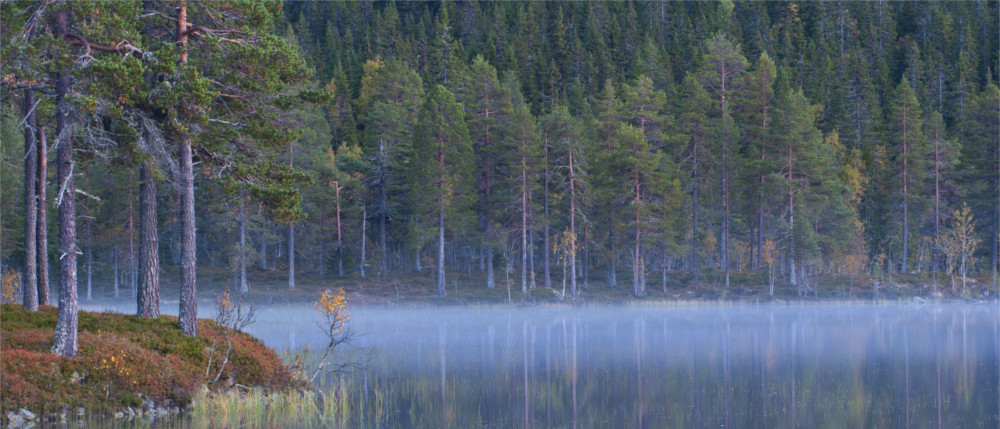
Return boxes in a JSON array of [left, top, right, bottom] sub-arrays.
[[543, 106, 585, 298], [149, 0, 317, 335], [409, 85, 474, 296], [772, 89, 823, 293], [675, 75, 714, 286], [589, 81, 626, 288], [739, 52, 777, 269], [960, 83, 1000, 291], [360, 58, 423, 276], [699, 33, 748, 288], [459, 56, 512, 289], [888, 76, 927, 273], [925, 111, 957, 285], [606, 124, 683, 297], [503, 76, 541, 294]]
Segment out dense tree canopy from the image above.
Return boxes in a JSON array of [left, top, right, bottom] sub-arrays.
[[2, 0, 999, 320]]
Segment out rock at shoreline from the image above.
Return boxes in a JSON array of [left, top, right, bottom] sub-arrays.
[[17, 409, 36, 421], [7, 412, 24, 427]]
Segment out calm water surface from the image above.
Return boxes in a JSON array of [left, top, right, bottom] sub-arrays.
[[84, 301, 1000, 428], [264, 303, 1000, 428]]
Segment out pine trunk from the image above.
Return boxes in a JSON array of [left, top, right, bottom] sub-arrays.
[[288, 224, 295, 289], [176, 1, 198, 337], [788, 144, 797, 288], [238, 202, 248, 293], [543, 140, 551, 289], [178, 142, 197, 336], [52, 14, 79, 355], [22, 89, 38, 311], [137, 165, 160, 318], [521, 153, 528, 294], [569, 150, 577, 298], [129, 188, 137, 297], [113, 237, 120, 298], [528, 188, 537, 289], [608, 239, 618, 288], [902, 105, 909, 273], [691, 166, 699, 286], [933, 127, 941, 293], [86, 221, 92, 300], [360, 205, 367, 279], [379, 185, 387, 276], [634, 181, 642, 297], [336, 184, 344, 276], [722, 138, 730, 289], [36, 127, 49, 306], [437, 202, 446, 296]]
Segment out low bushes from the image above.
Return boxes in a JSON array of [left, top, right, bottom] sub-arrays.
[[0, 304, 301, 415]]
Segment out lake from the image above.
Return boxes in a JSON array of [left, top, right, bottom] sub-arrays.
[[82, 301, 1000, 428]]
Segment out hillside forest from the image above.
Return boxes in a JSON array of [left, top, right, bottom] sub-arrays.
[[1, 1, 998, 354]]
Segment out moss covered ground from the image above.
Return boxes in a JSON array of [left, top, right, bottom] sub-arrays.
[[0, 304, 305, 416]]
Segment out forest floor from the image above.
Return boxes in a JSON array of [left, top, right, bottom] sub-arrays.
[[89, 266, 1000, 307]]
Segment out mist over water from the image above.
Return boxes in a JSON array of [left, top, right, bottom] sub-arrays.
[[82, 301, 1000, 428]]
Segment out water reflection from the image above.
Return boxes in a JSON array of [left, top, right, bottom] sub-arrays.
[[81, 302, 999, 428], [331, 304, 999, 428]]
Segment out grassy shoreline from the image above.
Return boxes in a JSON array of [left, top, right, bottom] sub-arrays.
[[137, 267, 999, 306]]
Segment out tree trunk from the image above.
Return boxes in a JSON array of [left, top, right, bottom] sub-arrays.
[[662, 251, 668, 294], [543, 139, 552, 289], [787, 140, 797, 289], [360, 205, 367, 279], [178, 141, 197, 336], [757, 164, 764, 271], [486, 245, 495, 289], [288, 224, 295, 289], [902, 106, 909, 273], [634, 184, 643, 297], [22, 89, 38, 311], [528, 188, 537, 289], [437, 201, 446, 296], [583, 229, 589, 290], [994, 130, 999, 294], [608, 238, 618, 288], [52, 11, 79, 355], [379, 180, 387, 276], [238, 202, 248, 293], [86, 219, 92, 300], [129, 188, 137, 297], [521, 152, 528, 294], [933, 125, 941, 293], [722, 133, 730, 289], [176, 1, 197, 337], [692, 166, 700, 286], [37, 127, 49, 306], [336, 183, 344, 276], [259, 229, 267, 270], [113, 235, 120, 298], [569, 150, 577, 298], [137, 165, 160, 318]]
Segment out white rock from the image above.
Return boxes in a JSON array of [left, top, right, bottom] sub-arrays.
[[17, 409, 36, 420], [7, 412, 24, 427]]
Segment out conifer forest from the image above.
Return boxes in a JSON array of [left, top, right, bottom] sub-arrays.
[[2, 0, 1000, 353]]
